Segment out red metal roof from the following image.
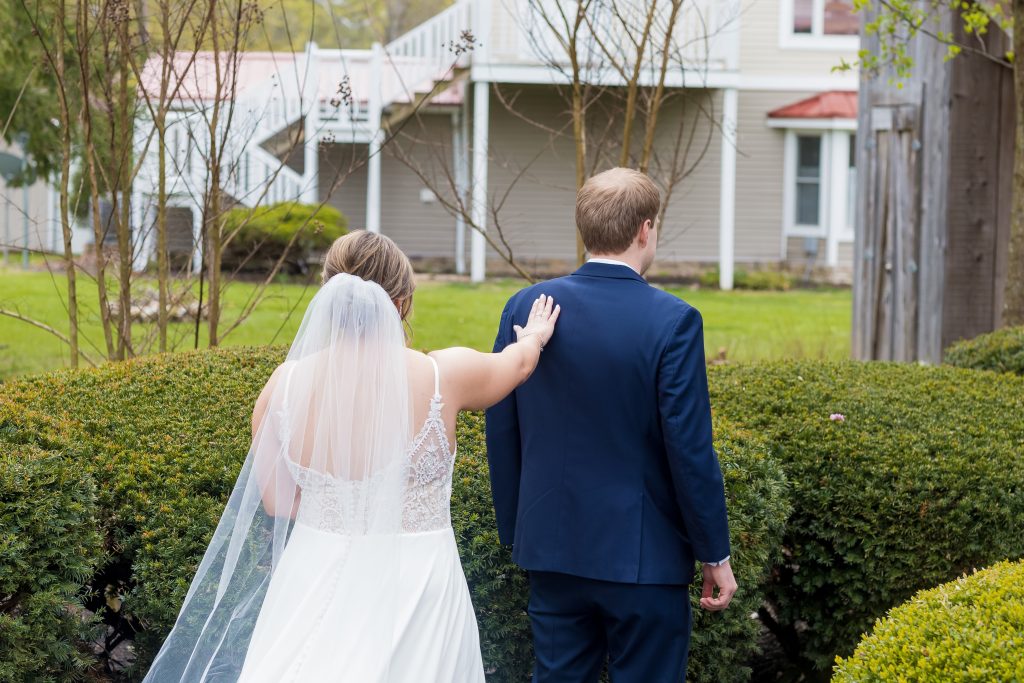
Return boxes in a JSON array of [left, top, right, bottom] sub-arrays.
[[767, 91, 857, 119]]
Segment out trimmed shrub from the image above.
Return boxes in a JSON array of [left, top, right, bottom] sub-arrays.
[[687, 418, 791, 683], [699, 267, 795, 291], [3, 347, 789, 682], [945, 325, 1024, 376], [833, 560, 1024, 682], [710, 361, 1024, 679], [453, 410, 790, 683], [4, 347, 287, 673], [0, 416, 103, 682], [220, 201, 346, 274]]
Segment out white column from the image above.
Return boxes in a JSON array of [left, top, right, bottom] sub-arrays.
[[365, 42, 384, 233], [718, 87, 738, 291], [470, 80, 489, 283], [826, 131, 848, 268], [452, 108, 469, 275], [191, 201, 203, 275], [46, 178, 57, 254], [131, 189, 148, 272], [302, 42, 320, 205]]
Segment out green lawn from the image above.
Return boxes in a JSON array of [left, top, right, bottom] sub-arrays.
[[0, 261, 851, 380]]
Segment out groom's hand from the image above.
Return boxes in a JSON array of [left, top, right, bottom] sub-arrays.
[[699, 561, 737, 611]]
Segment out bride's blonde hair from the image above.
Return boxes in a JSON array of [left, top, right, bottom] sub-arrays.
[[322, 231, 415, 321]]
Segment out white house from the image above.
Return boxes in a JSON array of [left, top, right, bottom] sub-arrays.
[[131, 0, 861, 286]]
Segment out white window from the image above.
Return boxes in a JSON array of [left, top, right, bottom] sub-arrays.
[[795, 135, 823, 228], [780, 128, 857, 266], [783, 132, 828, 238], [780, 0, 859, 50], [845, 134, 856, 234]]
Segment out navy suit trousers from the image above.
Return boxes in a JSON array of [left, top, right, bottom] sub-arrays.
[[528, 571, 692, 683]]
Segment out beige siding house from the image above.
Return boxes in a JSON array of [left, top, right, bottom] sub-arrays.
[[0, 140, 63, 261], [131, 0, 861, 285]]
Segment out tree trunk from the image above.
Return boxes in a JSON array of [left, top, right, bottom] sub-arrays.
[[205, 0, 223, 347], [571, 76, 587, 266], [115, 28, 134, 359], [156, 114, 169, 351], [77, 1, 116, 360], [205, 184, 222, 346], [54, 0, 79, 368], [1004, 0, 1024, 326]]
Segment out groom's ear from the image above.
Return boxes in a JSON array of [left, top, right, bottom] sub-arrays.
[[636, 219, 653, 248]]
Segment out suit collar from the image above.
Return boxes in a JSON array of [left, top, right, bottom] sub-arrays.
[[572, 260, 647, 283]]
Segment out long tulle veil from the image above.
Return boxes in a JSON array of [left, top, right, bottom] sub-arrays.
[[142, 273, 411, 681]]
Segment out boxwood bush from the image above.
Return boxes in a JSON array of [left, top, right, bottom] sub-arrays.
[[220, 201, 346, 274], [2, 347, 789, 682], [698, 267, 795, 291], [710, 361, 1024, 680], [833, 559, 1024, 682], [0, 402, 103, 682], [945, 325, 1024, 376]]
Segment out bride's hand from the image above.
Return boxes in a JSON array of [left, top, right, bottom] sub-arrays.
[[513, 294, 560, 349]]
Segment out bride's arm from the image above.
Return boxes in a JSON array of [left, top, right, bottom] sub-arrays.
[[431, 294, 559, 412], [251, 366, 301, 518]]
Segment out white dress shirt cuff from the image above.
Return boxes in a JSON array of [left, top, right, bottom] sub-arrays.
[[704, 556, 730, 567]]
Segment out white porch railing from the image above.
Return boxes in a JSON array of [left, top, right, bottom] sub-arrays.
[[512, 0, 735, 76], [382, 0, 473, 105]]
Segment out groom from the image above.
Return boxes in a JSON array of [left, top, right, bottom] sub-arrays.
[[486, 167, 736, 682]]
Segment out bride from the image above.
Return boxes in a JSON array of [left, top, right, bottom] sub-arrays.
[[142, 230, 559, 682]]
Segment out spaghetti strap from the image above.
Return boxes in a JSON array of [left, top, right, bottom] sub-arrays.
[[280, 362, 297, 418], [427, 355, 441, 399]]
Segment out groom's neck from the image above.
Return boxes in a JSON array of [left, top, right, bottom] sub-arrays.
[[589, 252, 646, 276]]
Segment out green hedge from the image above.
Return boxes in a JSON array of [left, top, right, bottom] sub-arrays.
[[220, 201, 346, 274], [945, 325, 1024, 376], [833, 559, 1024, 682], [698, 267, 795, 291], [710, 361, 1024, 679], [0, 404, 103, 682], [2, 347, 789, 682]]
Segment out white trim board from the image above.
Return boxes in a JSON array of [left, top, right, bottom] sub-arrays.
[[767, 117, 857, 130], [472, 64, 859, 93]]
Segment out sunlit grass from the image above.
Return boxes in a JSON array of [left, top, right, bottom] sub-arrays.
[[0, 260, 851, 380]]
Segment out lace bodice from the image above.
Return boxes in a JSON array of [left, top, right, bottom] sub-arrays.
[[279, 358, 456, 535]]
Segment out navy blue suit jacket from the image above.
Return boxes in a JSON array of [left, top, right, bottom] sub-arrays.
[[485, 261, 730, 585]]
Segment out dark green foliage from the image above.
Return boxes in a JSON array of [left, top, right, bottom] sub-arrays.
[[450, 411, 533, 681], [4, 347, 287, 673], [454, 412, 791, 683], [699, 268, 795, 291], [220, 201, 347, 274], [709, 361, 1024, 679], [0, 428, 103, 682], [1, 348, 789, 682], [944, 325, 1024, 376], [687, 419, 790, 683], [833, 560, 1024, 682]]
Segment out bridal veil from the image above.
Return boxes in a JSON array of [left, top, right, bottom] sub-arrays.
[[142, 273, 412, 681]]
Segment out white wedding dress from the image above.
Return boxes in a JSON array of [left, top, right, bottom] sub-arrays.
[[237, 357, 485, 682], [142, 275, 482, 683]]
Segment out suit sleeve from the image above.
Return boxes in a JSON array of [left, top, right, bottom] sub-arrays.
[[657, 307, 731, 563], [484, 299, 522, 546]]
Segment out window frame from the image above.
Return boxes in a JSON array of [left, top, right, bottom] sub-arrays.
[[779, 0, 859, 51], [783, 130, 829, 239]]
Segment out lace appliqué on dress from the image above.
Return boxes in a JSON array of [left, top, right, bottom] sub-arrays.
[[282, 395, 455, 535], [401, 396, 455, 533]]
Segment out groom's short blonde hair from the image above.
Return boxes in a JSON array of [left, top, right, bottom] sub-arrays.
[[575, 167, 661, 255]]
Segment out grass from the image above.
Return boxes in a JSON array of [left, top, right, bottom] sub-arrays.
[[0, 259, 851, 380]]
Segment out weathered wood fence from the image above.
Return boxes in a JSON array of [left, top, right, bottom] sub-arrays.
[[853, 4, 1014, 363]]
